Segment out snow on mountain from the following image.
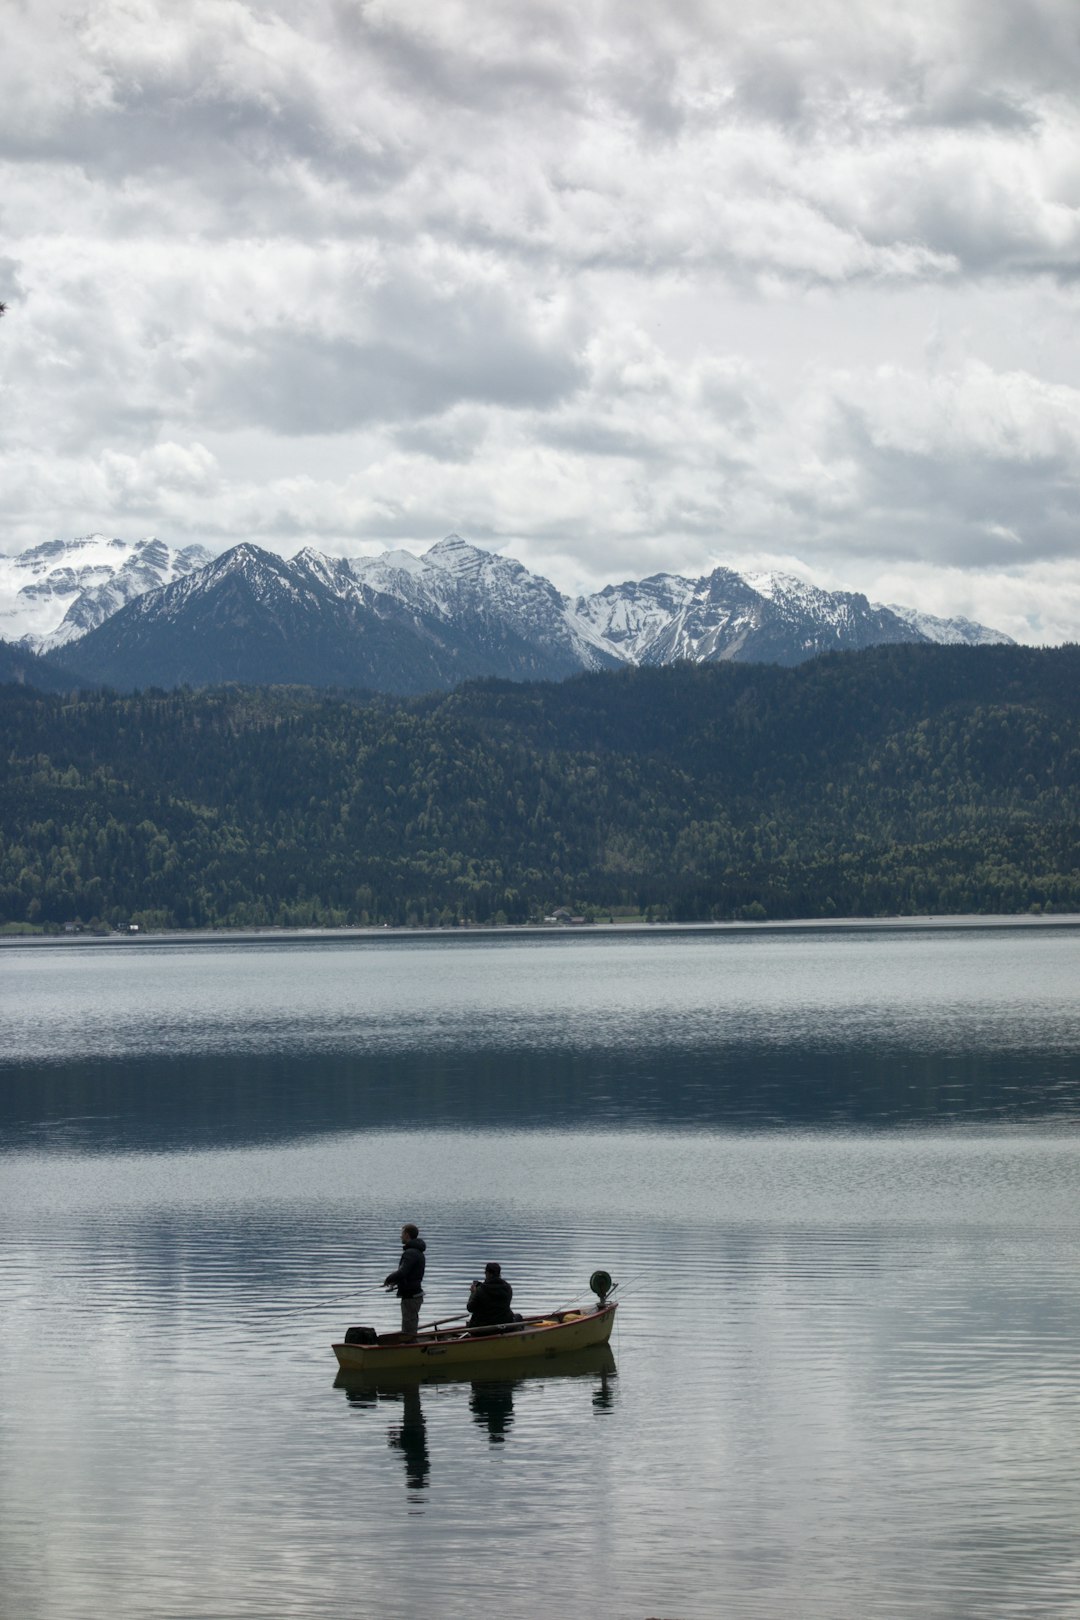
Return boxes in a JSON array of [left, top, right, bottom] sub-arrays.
[[57, 542, 417, 691], [745, 570, 864, 625], [139, 542, 318, 623], [10, 530, 1015, 694], [574, 574, 698, 662], [60, 541, 606, 692], [348, 535, 620, 672], [731, 571, 927, 661], [575, 566, 926, 666], [646, 567, 766, 663], [0, 534, 212, 651], [882, 603, 1014, 647]]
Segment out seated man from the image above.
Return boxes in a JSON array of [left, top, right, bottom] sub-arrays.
[[467, 1261, 515, 1328]]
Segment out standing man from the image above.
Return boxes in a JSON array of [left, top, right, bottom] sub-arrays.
[[384, 1223, 426, 1341]]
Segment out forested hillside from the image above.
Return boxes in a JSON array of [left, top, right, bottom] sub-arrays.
[[2, 643, 1078, 930]]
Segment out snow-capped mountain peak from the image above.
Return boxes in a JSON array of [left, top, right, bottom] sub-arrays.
[[423, 535, 547, 599], [343, 535, 612, 671], [882, 603, 1015, 647], [6, 530, 1015, 693], [0, 533, 213, 651]]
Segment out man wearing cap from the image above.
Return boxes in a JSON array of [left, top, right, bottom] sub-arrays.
[[467, 1261, 515, 1328]]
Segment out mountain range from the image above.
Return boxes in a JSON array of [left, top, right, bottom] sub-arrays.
[[0, 532, 1012, 693]]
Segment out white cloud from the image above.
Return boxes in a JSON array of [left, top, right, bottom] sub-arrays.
[[102, 441, 221, 503], [828, 360, 1080, 463], [2, 0, 1080, 641]]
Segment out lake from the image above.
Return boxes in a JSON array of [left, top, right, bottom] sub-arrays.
[[2, 924, 1080, 1619]]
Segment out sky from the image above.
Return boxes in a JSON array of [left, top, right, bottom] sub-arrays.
[[2, 0, 1080, 643]]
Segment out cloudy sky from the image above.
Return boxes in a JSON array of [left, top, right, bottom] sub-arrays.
[[3, 0, 1080, 641]]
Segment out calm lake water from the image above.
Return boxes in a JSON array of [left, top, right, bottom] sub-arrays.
[[2, 924, 1080, 1619]]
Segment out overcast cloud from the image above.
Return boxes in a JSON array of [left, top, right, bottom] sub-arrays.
[[2, 0, 1080, 641]]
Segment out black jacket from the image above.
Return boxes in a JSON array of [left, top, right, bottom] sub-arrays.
[[467, 1276, 514, 1327], [385, 1238, 426, 1298]]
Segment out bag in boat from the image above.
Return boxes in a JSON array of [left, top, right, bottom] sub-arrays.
[[343, 1325, 379, 1345]]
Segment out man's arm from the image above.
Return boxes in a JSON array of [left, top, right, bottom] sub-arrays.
[[387, 1250, 420, 1290]]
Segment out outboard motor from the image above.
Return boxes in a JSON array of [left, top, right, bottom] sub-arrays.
[[589, 1270, 615, 1304]]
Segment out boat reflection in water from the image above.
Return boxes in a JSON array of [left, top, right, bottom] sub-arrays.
[[469, 1379, 515, 1444], [335, 1345, 617, 1494]]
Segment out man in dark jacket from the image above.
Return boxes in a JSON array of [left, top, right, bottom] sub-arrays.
[[467, 1261, 515, 1329], [384, 1223, 426, 1341]]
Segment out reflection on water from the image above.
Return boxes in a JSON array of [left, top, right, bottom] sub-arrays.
[[470, 1381, 515, 1445], [2, 928, 1080, 1619], [336, 1348, 617, 1496], [389, 1387, 430, 1493], [336, 1380, 432, 1494]]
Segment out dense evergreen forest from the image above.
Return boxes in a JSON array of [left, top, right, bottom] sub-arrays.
[[2, 643, 1078, 930]]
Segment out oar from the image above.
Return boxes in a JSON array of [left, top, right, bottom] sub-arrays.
[[413, 1309, 551, 1333], [415, 1309, 531, 1337], [416, 1310, 471, 1332]]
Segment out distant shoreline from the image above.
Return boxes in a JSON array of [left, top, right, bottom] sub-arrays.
[[4, 913, 1079, 947]]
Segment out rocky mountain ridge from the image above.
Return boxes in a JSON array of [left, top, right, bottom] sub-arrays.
[[4, 532, 1012, 693], [0, 534, 213, 651]]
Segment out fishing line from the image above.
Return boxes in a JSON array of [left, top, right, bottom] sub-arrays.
[[598, 1267, 651, 1297]]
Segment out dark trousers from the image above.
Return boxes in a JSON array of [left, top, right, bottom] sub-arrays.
[[400, 1293, 423, 1341]]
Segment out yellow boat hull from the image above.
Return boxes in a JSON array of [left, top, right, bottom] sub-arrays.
[[332, 1302, 617, 1373]]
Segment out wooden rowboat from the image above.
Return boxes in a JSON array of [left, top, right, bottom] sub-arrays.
[[332, 1300, 617, 1374]]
